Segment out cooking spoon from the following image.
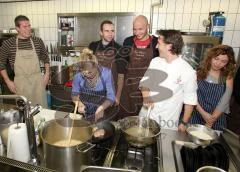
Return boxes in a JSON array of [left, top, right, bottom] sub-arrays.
[[67, 101, 78, 146]]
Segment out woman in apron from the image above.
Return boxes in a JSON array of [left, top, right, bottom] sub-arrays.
[[71, 48, 115, 122], [189, 45, 236, 131]]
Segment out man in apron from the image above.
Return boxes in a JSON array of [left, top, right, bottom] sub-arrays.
[[119, 15, 159, 118], [89, 20, 124, 120], [0, 15, 49, 107], [139, 30, 197, 132]]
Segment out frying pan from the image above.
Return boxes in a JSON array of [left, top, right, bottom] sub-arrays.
[[91, 120, 115, 143]]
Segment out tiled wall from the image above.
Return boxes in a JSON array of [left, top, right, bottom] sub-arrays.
[[0, 0, 239, 60]]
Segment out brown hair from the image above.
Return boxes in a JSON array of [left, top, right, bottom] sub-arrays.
[[14, 15, 29, 27], [157, 29, 183, 55], [100, 20, 114, 31], [197, 45, 236, 80], [78, 48, 98, 70]]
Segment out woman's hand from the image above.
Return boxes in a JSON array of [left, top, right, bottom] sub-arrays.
[[95, 106, 104, 122], [78, 103, 86, 114]]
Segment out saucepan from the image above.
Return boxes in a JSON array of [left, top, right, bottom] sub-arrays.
[[119, 116, 161, 148], [187, 124, 218, 145]]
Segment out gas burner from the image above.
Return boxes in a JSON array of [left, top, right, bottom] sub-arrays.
[[124, 146, 144, 170]]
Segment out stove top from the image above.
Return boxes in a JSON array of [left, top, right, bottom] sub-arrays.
[[106, 129, 162, 172]]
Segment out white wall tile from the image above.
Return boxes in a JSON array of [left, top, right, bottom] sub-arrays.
[[157, 13, 167, 29], [219, 0, 229, 12], [36, 1, 43, 14], [142, 0, 151, 13], [127, 0, 135, 12], [48, 1, 55, 14], [152, 13, 159, 28], [201, 0, 211, 13], [190, 14, 200, 30], [113, 0, 121, 12], [181, 13, 191, 30], [198, 13, 209, 31], [49, 28, 56, 41], [85, 0, 93, 12], [60, 0, 67, 13], [192, 0, 201, 13], [79, 0, 86, 12], [49, 14, 56, 28], [42, 1, 49, 14], [231, 31, 240, 47], [120, 0, 128, 12], [175, 0, 184, 13], [39, 27, 45, 40], [210, 0, 221, 12], [20, 2, 27, 14], [54, 0, 61, 14], [183, 0, 193, 13], [106, 0, 114, 12], [32, 14, 38, 28], [31, 1, 38, 15], [228, 0, 239, 13], [16, 3, 22, 15], [72, 0, 80, 13], [43, 15, 50, 28], [173, 13, 183, 30], [222, 30, 233, 45], [100, 0, 107, 12], [26, 2, 32, 15], [166, 0, 176, 13], [38, 15, 44, 27], [43, 28, 50, 41], [165, 13, 174, 29], [234, 14, 240, 30], [225, 14, 236, 30], [0, 4, 2, 16], [66, 0, 73, 13]]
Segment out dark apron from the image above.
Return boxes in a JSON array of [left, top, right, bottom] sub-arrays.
[[95, 42, 118, 90], [120, 38, 153, 117], [79, 70, 106, 121], [189, 80, 226, 130]]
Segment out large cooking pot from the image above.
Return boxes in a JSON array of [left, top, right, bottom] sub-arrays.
[[41, 118, 94, 172], [119, 116, 161, 148], [50, 66, 70, 85], [0, 109, 21, 145]]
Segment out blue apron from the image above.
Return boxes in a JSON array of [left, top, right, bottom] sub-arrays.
[[79, 70, 107, 121], [190, 79, 226, 130]]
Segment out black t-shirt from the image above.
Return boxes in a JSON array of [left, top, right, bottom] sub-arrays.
[[88, 40, 125, 74]]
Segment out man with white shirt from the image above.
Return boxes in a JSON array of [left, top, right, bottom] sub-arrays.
[[139, 29, 197, 132]]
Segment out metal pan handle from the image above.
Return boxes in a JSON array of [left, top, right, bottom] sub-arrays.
[[76, 142, 95, 153]]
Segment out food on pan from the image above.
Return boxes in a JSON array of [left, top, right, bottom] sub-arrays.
[[125, 126, 154, 137], [189, 130, 213, 140], [93, 129, 105, 138]]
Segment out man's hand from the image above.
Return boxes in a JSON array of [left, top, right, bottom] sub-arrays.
[[6, 80, 16, 93], [78, 103, 86, 114], [43, 73, 49, 87], [143, 97, 154, 108], [114, 93, 121, 106], [178, 123, 187, 132]]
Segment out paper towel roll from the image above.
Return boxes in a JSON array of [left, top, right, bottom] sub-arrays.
[[7, 123, 30, 163]]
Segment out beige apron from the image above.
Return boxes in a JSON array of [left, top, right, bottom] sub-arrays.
[[14, 38, 47, 108]]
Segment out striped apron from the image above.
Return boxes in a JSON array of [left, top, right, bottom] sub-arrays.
[[190, 79, 226, 131], [79, 73, 106, 121]]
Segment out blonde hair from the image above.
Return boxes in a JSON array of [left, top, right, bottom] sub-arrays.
[[78, 48, 98, 70]]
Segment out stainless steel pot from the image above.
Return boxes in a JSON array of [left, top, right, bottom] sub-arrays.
[[119, 116, 161, 148], [41, 118, 94, 172], [50, 66, 70, 85], [0, 109, 20, 145]]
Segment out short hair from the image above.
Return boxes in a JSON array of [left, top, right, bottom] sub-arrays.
[[157, 29, 183, 55], [14, 15, 29, 27], [100, 20, 113, 31]]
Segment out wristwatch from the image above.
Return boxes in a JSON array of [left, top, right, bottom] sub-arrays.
[[180, 119, 188, 126]]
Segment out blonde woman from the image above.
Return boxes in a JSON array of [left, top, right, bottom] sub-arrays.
[[189, 45, 236, 131], [71, 48, 115, 122]]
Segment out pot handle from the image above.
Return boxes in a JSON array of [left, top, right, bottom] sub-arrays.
[[76, 142, 95, 153]]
